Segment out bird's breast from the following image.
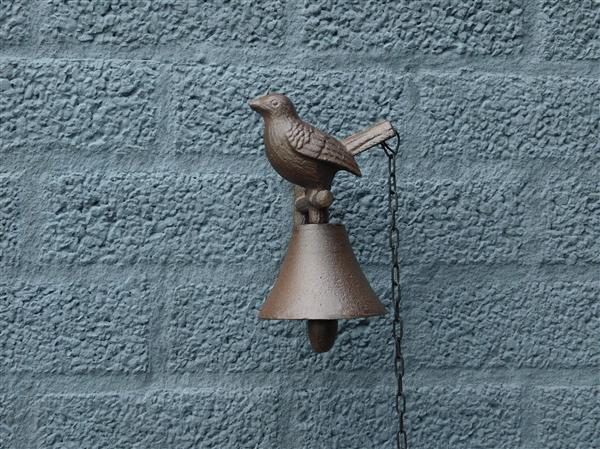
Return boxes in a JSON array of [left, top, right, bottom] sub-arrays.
[[263, 121, 335, 189], [264, 127, 299, 177]]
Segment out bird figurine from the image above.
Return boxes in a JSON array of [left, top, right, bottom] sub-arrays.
[[249, 93, 362, 223]]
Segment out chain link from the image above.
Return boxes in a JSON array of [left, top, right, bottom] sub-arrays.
[[381, 131, 407, 449]]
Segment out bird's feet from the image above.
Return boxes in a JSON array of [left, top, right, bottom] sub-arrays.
[[294, 187, 334, 224]]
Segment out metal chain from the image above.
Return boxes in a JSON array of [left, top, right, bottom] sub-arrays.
[[381, 131, 407, 449]]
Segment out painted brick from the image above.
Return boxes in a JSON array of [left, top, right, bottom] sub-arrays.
[[410, 281, 600, 369], [41, 173, 288, 265], [299, 0, 524, 54], [166, 270, 392, 374], [539, 179, 600, 264], [35, 389, 279, 449], [288, 385, 521, 449], [0, 394, 17, 449], [288, 388, 394, 449], [172, 63, 403, 156], [166, 282, 295, 373], [333, 176, 529, 265], [418, 71, 600, 161], [42, 0, 286, 48], [0, 175, 18, 266], [0, 1, 29, 45], [2, 2, 599, 447], [0, 60, 158, 152], [540, 0, 600, 60], [536, 386, 600, 448], [0, 279, 151, 374], [407, 385, 522, 449]]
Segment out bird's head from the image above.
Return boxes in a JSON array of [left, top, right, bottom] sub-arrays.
[[248, 93, 297, 119]]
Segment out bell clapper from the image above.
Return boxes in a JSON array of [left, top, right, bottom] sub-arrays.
[[307, 319, 338, 353]]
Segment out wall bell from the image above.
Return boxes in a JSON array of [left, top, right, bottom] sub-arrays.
[[249, 93, 396, 352]]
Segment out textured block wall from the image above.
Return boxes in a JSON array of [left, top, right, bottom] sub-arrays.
[[1, 1, 599, 448]]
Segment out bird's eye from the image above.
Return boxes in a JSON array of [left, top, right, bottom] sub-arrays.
[[271, 99, 279, 107]]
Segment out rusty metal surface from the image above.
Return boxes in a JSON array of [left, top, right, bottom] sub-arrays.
[[259, 224, 387, 320], [250, 94, 393, 352], [249, 93, 361, 191], [307, 320, 338, 353]]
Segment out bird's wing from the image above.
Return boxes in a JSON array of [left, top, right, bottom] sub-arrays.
[[286, 120, 362, 176]]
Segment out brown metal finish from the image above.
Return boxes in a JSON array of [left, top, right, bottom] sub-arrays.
[[249, 93, 362, 192], [250, 93, 396, 215], [293, 185, 308, 226], [342, 120, 396, 156], [307, 320, 338, 353], [249, 92, 362, 224], [259, 224, 386, 320], [249, 93, 394, 352]]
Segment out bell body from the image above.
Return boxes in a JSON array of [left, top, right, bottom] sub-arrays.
[[260, 224, 386, 321]]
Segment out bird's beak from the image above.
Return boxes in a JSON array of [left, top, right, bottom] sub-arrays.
[[248, 98, 263, 112]]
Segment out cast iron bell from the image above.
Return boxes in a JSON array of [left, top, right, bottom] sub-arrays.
[[249, 93, 394, 352], [260, 223, 387, 352]]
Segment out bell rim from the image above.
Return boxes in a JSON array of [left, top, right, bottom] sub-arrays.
[[295, 222, 345, 230], [258, 309, 388, 320]]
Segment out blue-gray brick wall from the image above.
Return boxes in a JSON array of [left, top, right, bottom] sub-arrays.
[[1, 1, 598, 448]]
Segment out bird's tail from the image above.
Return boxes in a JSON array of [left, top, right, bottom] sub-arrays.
[[346, 156, 362, 177]]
